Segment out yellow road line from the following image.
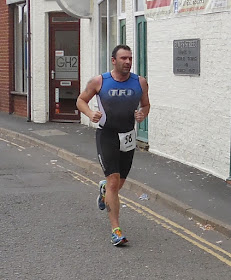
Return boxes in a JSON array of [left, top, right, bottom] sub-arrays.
[[122, 199, 231, 267], [63, 168, 231, 266], [121, 196, 231, 259]]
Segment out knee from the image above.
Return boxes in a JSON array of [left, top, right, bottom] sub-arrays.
[[106, 174, 120, 193]]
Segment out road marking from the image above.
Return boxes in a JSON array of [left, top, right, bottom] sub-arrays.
[[121, 196, 231, 258], [121, 197, 231, 267], [61, 168, 231, 267], [0, 137, 25, 150]]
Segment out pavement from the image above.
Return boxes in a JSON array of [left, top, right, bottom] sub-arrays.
[[1, 111, 231, 238]]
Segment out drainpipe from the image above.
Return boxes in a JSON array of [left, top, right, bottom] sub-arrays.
[[26, 0, 31, 122]]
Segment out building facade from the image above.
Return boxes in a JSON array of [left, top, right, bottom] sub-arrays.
[[0, 0, 231, 180]]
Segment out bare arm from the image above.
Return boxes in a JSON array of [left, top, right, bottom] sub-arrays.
[[76, 76, 102, 123], [135, 76, 150, 123]]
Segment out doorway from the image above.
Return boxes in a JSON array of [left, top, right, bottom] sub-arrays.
[[49, 13, 80, 121]]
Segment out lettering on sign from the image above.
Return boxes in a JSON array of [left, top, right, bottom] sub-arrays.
[[55, 56, 78, 72], [173, 39, 200, 76]]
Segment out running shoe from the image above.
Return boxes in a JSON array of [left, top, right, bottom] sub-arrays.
[[97, 180, 106, 210], [111, 227, 128, 246]]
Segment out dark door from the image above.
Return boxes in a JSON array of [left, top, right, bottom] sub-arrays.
[[49, 13, 80, 121]]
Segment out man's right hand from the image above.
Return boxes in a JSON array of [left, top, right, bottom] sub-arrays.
[[90, 111, 102, 123]]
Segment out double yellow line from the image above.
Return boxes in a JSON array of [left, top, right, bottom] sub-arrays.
[[121, 196, 231, 266], [67, 169, 231, 267]]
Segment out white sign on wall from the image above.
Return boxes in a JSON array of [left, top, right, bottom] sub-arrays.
[[145, 0, 231, 19]]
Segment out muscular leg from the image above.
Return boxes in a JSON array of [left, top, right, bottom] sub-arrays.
[[105, 173, 126, 230]]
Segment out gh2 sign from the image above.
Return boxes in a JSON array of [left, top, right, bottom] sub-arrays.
[[55, 56, 78, 72]]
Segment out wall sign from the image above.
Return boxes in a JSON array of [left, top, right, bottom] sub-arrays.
[[55, 56, 78, 80], [145, 0, 231, 19], [173, 39, 200, 76]]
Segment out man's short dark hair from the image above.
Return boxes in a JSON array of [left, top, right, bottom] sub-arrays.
[[111, 45, 131, 59]]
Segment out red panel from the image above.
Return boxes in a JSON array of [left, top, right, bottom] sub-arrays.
[[146, 0, 171, 9]]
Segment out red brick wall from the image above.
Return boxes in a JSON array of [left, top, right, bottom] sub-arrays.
[[0, 1, 27, 116], [0, 1, 13, 112], [12, 95, 27, 117]]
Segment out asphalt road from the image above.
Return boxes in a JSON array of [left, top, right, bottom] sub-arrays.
[[1, 135, 231, 280]]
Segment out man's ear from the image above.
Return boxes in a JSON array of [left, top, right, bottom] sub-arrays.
[[111, 57, 116, 65]]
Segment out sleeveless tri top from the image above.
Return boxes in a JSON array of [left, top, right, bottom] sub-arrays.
[[96, 72, 143, 133]]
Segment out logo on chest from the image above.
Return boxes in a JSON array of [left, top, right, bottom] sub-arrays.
[[108, 89, 135, 97]]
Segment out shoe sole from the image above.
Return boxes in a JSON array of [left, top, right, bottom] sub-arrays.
[[111, 238, 128, 246], [96, 194, 105, 210]]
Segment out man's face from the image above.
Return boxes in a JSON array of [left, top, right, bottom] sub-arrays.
[[112, 49, 132, 75]]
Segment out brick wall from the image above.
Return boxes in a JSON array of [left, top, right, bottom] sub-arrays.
[[12, 95, 27, 117], [0, 1, 14, 113]]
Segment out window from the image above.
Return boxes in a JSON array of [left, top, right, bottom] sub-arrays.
[[14, 3, 27, 93], [118, 0, 126, 44], [120, 0, 125, 14], [120, 19, 126, 44], [98, 0, 117, 73], [136, 0, 144, 12]]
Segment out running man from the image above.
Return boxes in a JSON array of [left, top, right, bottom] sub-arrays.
[[77, 45, 150, 246]]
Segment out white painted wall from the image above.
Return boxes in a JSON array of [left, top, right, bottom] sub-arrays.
[[79, 16, 96, 126], [147, 12, 231, 179], [125, 0, 135, 64], [31, 0, 61, 123], [79, 1, 100, 128]]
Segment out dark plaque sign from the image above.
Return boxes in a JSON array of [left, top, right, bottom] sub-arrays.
[[173, 39, 200, 76]]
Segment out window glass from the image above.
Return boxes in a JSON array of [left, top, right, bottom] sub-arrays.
[[55, 31, 79, 80], [52, 17, 79, 22], [98, 0, 117, 73], [14, 3, 27, 93], [120, 19, 126, 44], [136, 0, 144, 11], [109, 0, 117, 70], [120, 0, 125, 14], [99, 0, 107, 73]]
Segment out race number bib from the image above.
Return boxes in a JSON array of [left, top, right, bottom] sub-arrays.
[[118, 129, 136, 152]]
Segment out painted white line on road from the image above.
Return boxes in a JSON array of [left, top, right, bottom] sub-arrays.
[[0, 137, 25, 150]]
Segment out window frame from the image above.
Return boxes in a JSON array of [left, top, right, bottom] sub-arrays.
[[97, 0, 118, 73], [133, 0, 145, 74], [118, 0, 126, 44], [13, 2, 28, 94]]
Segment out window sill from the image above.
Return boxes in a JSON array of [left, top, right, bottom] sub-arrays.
[[11, 91, 27, 96]]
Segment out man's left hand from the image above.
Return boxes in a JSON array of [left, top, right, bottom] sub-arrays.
[[134, 110, 145, 123]]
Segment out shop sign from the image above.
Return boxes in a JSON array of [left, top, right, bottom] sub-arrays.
[[145, 0, 231, 19]]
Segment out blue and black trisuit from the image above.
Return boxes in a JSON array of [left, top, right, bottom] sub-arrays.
[[96, 72, 143, 178]]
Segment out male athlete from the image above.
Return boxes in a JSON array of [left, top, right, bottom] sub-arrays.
[[77, 45, 150, 246]]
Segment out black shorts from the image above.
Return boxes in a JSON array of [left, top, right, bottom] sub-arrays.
[[96, 128, 135, 179]]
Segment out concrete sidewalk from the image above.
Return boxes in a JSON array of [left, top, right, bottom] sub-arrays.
[[1, 112, 231, 237]]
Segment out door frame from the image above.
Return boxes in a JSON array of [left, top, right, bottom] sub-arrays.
[[49, 12, 80, 121], [136, 15, 148, 143]]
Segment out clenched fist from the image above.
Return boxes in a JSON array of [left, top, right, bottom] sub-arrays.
[[134, 110, 145, 123], [90, 111, 102, 123]]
